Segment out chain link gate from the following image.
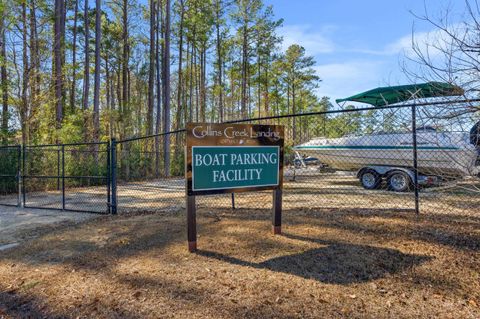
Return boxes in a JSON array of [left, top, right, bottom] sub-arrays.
[[22, 142, 111, 214], [111, 131, 186, 214]]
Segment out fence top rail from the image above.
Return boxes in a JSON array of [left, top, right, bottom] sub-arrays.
[[117, 129, 187, 144], [22, 175, 108, 179], [25, 141, 110, 149], [0, 145, 21, 149], [114, 98, 480, 142]]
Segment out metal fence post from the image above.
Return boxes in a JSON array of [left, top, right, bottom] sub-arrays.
[[62, 145, 65, 210], [110, 138, 117, 215], [57, 148, 61, 191], [107, 140, 111, 214], [16, 145, 21, 207], [411, 104, 420, 215], [22, 145, 26, 208]]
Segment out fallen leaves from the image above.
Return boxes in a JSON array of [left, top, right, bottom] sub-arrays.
[[0, 207, 478, 318]]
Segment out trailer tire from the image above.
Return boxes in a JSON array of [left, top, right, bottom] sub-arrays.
[[387, 171, 412, 192], [359, 169, 382, 190]]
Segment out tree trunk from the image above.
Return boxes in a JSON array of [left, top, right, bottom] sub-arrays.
[[163, 0, 171, 176], [264, 53, 269, 115], [122, 0, 129, 130], [203, 47, 206, 120], [194, 45, 199, 122], [199, 45, 206, 122], [147, 0, 156, 136], [20, 2, 28, 145], [121, 0, 130, 179], [247, 67, 251, 117], [105, 55, 112, 138], [83, 0, 90, 110], [116, 67, 121, 118], [229, 68, 234, 120], [155, 0, 162, 135], [0, 13, 8, 143], [20, 2, 30, 145], [175, 0, 184, 131], [257, 42, 261, 118], [54, 0, 64, 128], [155, 0, 163, 177], [93, 0, 101, 143], [61, 0, 66, 107], [292, 82, 296, 141], [215, 1, 224, 122], [70, 0, 79, 112], [287, 81, 290, 133], [183, 40, 188, 124], [187, 40, 193, 122], [241, 24, 247, 118], [29, 0, 39, 135]]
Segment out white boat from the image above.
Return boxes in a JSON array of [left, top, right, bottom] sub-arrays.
[[293, 128, 480, 178]]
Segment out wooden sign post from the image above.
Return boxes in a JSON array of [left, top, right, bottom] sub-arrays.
[[185, 123, 284, 252]]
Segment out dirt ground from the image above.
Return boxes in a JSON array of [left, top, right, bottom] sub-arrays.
[[0, 206, 98, 246], [0, 193, 478, 318]]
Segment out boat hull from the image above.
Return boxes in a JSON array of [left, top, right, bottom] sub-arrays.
[[293, 132, 479, 178]]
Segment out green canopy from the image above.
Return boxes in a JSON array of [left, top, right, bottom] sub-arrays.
[[335, 82, 464, 107]]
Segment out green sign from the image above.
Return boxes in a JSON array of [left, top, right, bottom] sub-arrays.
[[186, 123, 284, 196], [192, 146, 280, 191], [185, 123, 285, 252]]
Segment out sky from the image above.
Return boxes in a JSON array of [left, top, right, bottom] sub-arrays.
[[266, 0, 465, 102]]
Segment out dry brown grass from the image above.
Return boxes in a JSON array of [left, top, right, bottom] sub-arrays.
[[0, 190, 479, 319]]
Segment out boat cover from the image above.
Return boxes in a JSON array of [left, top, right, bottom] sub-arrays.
[[335, 82, 464, 106]]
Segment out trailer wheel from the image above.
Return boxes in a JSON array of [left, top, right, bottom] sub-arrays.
[[387, 171, 412, 192], [359, 169, 382, 190]]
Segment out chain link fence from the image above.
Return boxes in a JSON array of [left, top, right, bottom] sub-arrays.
[[0, 102, 478, 217], [112, 103, 479, 218]]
